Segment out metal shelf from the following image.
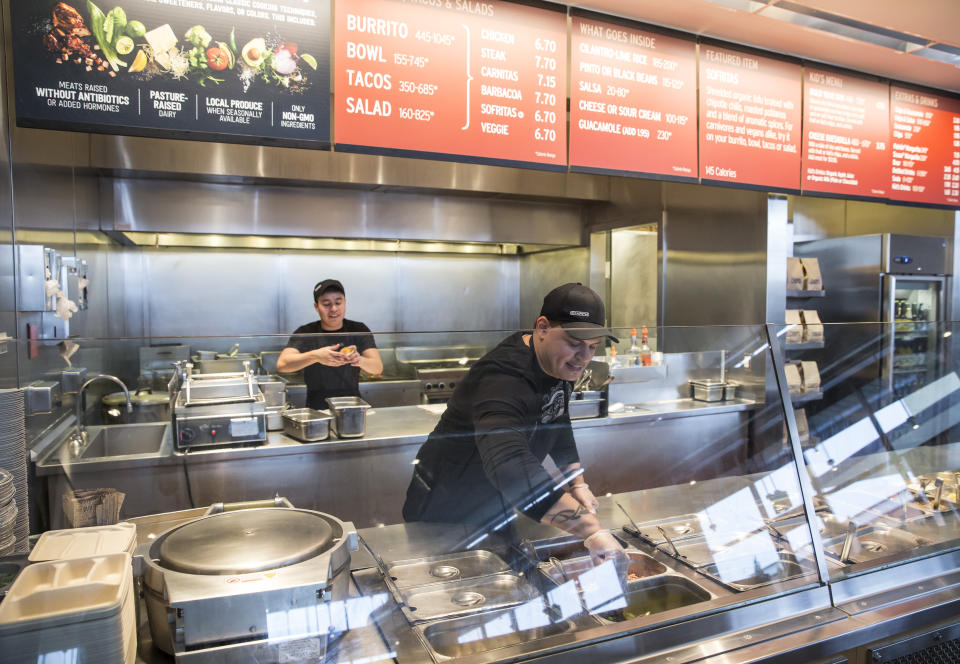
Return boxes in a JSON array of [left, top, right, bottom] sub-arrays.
[[786, 289, 826, 298], [791, 390, 823, 405], [784, 340, 825, 351]]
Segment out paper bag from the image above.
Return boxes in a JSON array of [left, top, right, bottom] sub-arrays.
[[785, 310, 803, 345], [62, 488, 125, 528], [787, 257, 805, 290], [800, 361, 821, 393], [800, 257, 823, 291], [785, 363, 803, 395], [802, 310, 824, 343]]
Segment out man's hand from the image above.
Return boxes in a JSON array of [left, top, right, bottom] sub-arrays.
[[341, 346, 362, 366], [314, 344, 350, 367], [584, 529, 629, 582], [571, 484, 600, 514]]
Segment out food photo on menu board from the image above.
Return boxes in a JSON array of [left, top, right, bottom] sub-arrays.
[[11, 0, 331, 145]]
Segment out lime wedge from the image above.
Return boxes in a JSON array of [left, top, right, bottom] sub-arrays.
[[300, 53, 317, 70]]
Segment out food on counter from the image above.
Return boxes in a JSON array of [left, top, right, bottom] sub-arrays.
[[43, 2, 110, 73]]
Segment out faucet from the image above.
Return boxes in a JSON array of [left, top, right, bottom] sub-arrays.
[[69, 375, 132, 454]]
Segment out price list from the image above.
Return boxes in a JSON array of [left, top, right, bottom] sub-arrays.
[[802, 69, 890, 198], [698, 46, 802, 189], [333, 0, 567, 169], [889, 87, 960, 206], [569, 16, 696, 179]]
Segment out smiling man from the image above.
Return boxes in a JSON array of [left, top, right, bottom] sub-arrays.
[[277, 279, 383, 409], [403, 283, 628, 575]]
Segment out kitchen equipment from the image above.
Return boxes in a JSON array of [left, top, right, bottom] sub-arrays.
[[569, 391, 604, 419], [326, 396, 371, 438], [689, 379, 726, 402], [59, 368, 87, 395], [255, 375, 286, 408], [265, 405, 284, 431], [28, 522, 137, 561], [540, 551, 666, 587], [192, 352, 260, 374], [173, 363, 266, 450], [102, 389, 171, 424], [138, 500, 357, 660], [282, 407, 334, 442], [615, 501, 643, 537], [259, 350, 282, 375], [384, 550, 511, 591], [396, 345, 485, 403], [400, 572, 538, 623], [657, 526, 682, 558], [139, 345, 190, 392], [594, 575, 714, 622]]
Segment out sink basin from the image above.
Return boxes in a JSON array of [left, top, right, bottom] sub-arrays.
[[417, 608, 580, 661], [59, 423, 168, 461], [595, 574, 714, 622]]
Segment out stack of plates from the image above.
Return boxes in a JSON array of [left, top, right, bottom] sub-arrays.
[[0, 469, 16, 556], [0, 390, 27, 554], [0, 553, 136, 664]]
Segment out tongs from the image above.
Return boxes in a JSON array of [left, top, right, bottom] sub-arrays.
[[932, 478, 944, 511], [657, 525, 683, 559], [839, 520, 858, 564], [548, 556, 570, 583], [616, 501, 643, 539]]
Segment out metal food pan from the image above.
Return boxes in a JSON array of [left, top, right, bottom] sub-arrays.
[[386, 550, 511, 590], [414, 608, 584, 662], [592, 574, 715, 622], [696, 553, 814, 591], [326, 396, 371, 438], [628, 514, 705, 545], [822, 523, 925, 564], [569, 398, 602, 420], [281, 408, 333, 442], [400, 572, 538, 623], [538, 550, 667, 587]]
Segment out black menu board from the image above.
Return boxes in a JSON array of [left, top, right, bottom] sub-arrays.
[[11, 0, 330, 147]]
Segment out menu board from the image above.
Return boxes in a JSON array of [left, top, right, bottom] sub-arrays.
[[698, 45, 801, 190], [569, 15, 696, 179], [889, 87, 960, 206], [334, 0, 566, 170], [802, 69, 890, 198], [11, 0, 330, 146]]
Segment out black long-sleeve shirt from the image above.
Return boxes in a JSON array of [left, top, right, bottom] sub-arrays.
[[402, 332, 579, 527]]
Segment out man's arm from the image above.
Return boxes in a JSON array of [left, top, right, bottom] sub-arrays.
[[346, 347, 383, 376], [276, 345, 348, 373]]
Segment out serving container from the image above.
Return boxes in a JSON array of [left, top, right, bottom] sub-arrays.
[[386, 550, 511, 590], [400, 572, 538, 622], [326, 396, 372, 438], [569, 391, 604, 419], [689, 379, 726, 402], [282, 408, 334, 442]]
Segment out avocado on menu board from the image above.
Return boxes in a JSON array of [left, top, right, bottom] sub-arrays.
[[11, 0, 330, 146]]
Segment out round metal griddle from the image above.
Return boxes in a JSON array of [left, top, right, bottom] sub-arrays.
[[156, 508, 335, 575]]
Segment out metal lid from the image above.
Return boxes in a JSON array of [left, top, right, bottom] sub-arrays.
[[157, 509, 335, 575]]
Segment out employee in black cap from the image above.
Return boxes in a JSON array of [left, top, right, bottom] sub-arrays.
[[277, 279, 383, 409], [402, 283, 628, 576]]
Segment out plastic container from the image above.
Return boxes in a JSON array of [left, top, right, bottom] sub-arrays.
[[29, 522, 137, 562]]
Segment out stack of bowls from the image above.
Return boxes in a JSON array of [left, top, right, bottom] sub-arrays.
[[0, 390, 27, 554]]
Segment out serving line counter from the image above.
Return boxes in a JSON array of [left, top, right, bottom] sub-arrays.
[[33, 397, 758, 530]]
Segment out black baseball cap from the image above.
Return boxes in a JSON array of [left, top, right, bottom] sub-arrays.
[[540, 283, 618, 342], [314, 279, 345, 301]]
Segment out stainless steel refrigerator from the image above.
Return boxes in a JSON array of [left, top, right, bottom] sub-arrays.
[[794, 234, 951, 397]]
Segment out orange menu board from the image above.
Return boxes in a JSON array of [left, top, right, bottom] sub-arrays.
[[889, 87, 960, 207], [569, 15, 697, 179], [802, 69, 890, 198], [333, 0, 566, 169], [698, 45, 801, 189]]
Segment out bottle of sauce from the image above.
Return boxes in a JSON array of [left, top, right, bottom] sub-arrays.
[[640, 326, 652, 366]]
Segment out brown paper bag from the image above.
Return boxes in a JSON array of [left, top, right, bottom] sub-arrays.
[[785, 310, 803, 344], [62, 488, 126, 527], [794, 408, 810, 444], [785, 363, 803, 395], [800, 257, 823, 291], [802, 310, 824, 343], [800, 361, 821, 392], [787, 257, 805, 290]]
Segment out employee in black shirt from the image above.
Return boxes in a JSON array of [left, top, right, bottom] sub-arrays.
[[403, 283, 628, 574], [277, 279, 383, 409]]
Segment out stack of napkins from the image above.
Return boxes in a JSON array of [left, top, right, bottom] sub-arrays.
[[0, 553, 136, 664]]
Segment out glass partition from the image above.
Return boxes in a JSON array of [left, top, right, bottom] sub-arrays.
[[11, 323, 828, 664], [776, 321, 960, 583]]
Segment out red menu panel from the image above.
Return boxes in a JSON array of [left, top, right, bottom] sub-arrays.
[[334, 0, 566, 168], [802, 69, 890, 198], [698, 46, 802, 189], [889, 87, 960, 206], [569, 16, 697, 178]]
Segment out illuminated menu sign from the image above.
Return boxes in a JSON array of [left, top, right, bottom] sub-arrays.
[[569, 15, 696, 179], [802, 69, 890, 198], [334, 0, 567, 170], [11, 0, 330, 146], [889, 87, 960, 206], [699, 46, 801, 189]]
